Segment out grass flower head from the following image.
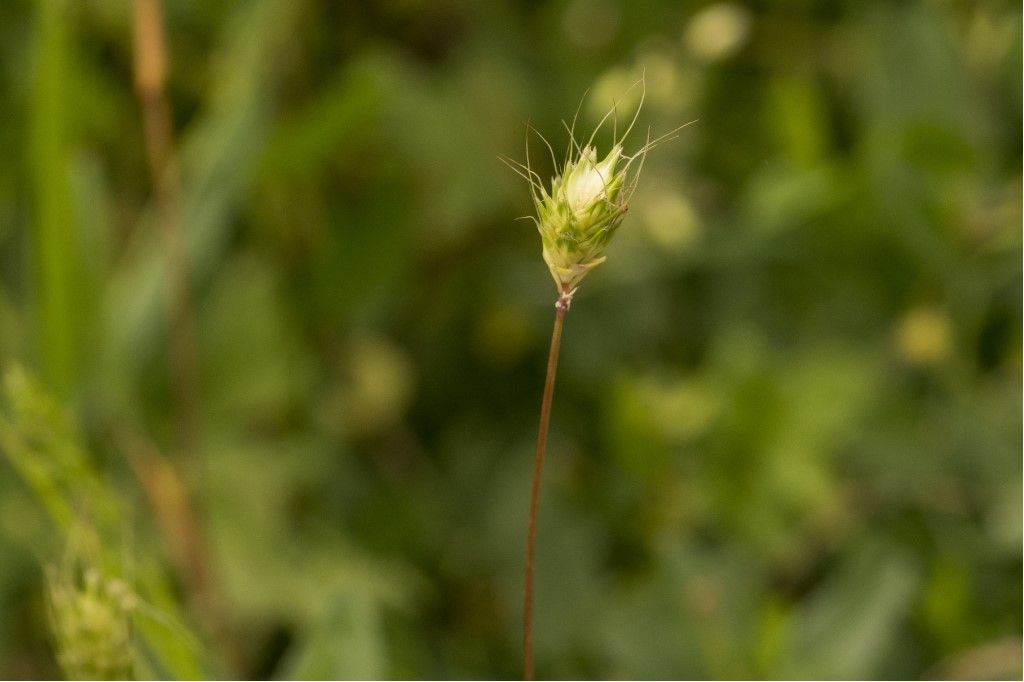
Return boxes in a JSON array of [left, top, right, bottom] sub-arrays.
[[504, 81, 691, 300]]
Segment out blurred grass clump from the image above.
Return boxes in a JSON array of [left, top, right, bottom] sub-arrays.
[[0, 0, 1020, 679]]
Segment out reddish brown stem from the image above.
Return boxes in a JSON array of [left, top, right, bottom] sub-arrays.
[[132, 0, 200, 461], [524, 292, 571, 680], [131, 0, 239, 672]]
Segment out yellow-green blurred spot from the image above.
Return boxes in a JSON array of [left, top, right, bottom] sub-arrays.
[[589, 67, 642, 120], [340, 334, 415, 436], [48, 539, 136, 681], [684, 2, 752, 63], [895, 306, 952, 365], [640, 188, 699, 252]]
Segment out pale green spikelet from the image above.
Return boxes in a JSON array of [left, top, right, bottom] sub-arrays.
[[535, 143, 628, 295], [505, 80, 691, 301], [47, 527, 137, 681]]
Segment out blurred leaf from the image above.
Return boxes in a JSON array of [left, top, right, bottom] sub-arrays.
[[279, 591, 386, 680], [780, 543, 920, 679], [0, 367, 209, 679]]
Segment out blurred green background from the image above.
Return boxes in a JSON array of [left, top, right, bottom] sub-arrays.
[[0, 0, 1021, 678]]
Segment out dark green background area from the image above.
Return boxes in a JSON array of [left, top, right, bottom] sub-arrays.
[[0, 0, 1020, 678]]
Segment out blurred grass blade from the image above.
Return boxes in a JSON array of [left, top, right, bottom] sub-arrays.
[[278, 591, 386, 680], [104, 0, 304, 389], [28, 0, 83, 395]]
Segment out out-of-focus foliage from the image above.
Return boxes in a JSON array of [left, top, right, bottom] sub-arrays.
[[0, 0, 1020, 679], [0, 369, 207, 679]]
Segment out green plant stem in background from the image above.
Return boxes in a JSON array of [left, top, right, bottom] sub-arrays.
[[524, 291, 571, 681], [30, 0, 83, 396]]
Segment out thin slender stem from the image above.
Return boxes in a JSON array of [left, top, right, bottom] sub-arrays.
[[132, 0, 200, 461], [132, 0, 239, 672], [524, 292, 571, 680]]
